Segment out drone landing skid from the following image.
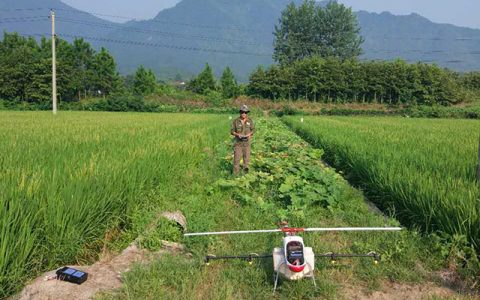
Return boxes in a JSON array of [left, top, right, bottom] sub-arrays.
[[273, 261, 316, 293]]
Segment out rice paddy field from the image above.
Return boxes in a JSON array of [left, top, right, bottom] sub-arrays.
[[1, 111, 477, 298], [98, 117, 446, 299], [0, 111, 229, 297], [284, 116, 480, 253]]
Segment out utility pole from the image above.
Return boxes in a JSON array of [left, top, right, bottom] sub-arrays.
[[51, 10, 57, 115], [477, 135, 480, 183]]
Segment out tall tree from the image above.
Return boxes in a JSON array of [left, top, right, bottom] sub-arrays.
[[246, 66, 267, 98], [133, 65, 157, 95], [90, 47, 121, 97], [187, 63, 216, 94], [273, 0, 363, 64], [0, 33, 39, 102], [220, 67, 239, 98], [72, 39, 95, 100]]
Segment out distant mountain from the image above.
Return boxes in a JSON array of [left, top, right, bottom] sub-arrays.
[[102, 0, 300, 81], [1, 0, 480, 81], [357, 11, 480, 71], [0, 0, 115, 42]]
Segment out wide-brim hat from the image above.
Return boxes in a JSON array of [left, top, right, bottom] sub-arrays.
[[240, 105, 250, 113]]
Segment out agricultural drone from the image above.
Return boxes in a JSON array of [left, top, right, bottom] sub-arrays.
[[185, 222, 402, 292]]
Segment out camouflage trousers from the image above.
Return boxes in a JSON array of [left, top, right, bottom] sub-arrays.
[[233, 142, 251, 175]]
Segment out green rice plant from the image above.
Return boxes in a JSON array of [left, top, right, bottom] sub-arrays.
[[101, 117, 445, 299], [283, 116, 480, 252], [0, 111, 229, 297]]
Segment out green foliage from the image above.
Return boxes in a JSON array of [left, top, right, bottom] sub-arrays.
[[247, 57, 465, 105], [0, 112, 229, 297], [0, 33, 121, 104], [0, 33, 43, 102], [39, 114, 450, 299], [460, 71, 480, 91], [284, 116, 480, 253], [214, 118, 343, 221], [106, 95, 146, 111], [133, 65, 157, 96], [220, 66, 239, 99], [90, 47, 122, 97], [187, 63, 216, 95], [125, 207, 182, 251], [246, 66, 267, 98], [204, 89, 226, 107], [274, 0, 363, 64]]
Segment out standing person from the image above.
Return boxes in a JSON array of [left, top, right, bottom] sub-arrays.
[[231, 105, 255, 175]]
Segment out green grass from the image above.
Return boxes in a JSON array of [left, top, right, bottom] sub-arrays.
[[1, 112, 465, 298], [283, 116, 480, 261], [98, 118, 447, 299], [0, 111, 230, 297]]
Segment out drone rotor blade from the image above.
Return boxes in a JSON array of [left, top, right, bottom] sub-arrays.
[[304, 227, 402, 232], [184, 227, 402, 237], [184, 228, 282, 237]]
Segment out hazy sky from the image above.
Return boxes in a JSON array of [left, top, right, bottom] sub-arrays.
[[61, 0, 480, 29]]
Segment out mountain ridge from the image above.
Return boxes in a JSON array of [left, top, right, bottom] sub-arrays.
[[0, 0, 116, 38]]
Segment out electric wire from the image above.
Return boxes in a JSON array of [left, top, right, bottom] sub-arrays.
[[52, 7, 258, 32], [0, 16, 48, 24], [0, 6, 259, 32], [16, 32, 272, 57], [3, 6, 480, 38], [0, 8, 48, 12], [3, 15, 479, 64], [54, 17, 263, 46], [4, 18, 478, 56]]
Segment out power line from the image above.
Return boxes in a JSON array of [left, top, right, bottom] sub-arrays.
[[0, 8, 48, 12], [3, 16, 479, 62], [52, 7, 259, 32], [50, 8, 134, 21], [365, 48, 480, 55], [9, 33, 478, 65], [8, 31, 480, 59], [17, 32, 272, 57], [7, 16, 479, 46], [3, 7, 480, 41], [362, 58, 473, 65], [0, 16, 48, 23], [368, 35, 480, 42], [0, 6, 261, 32], [55, 17, 262, 46]]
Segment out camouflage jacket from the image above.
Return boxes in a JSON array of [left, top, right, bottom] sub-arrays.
[[231, 117, 255, 143]]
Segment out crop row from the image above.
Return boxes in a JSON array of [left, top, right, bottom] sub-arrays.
[[283, 116, 480, 253], [216, 118, 344, 221]]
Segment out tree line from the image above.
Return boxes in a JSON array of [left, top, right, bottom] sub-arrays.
[[186, 63, 240, 99], [0, 32, 122, 103], [1, 31, 479, 107], [249, 0, 475, 105], [246, 57, 470, 105], [0, 32, 171, 104]]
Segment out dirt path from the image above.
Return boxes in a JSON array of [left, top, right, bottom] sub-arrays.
[[15, 212, 189, 300], [15, 241, 187, 300], [16, 247, 468, 300]]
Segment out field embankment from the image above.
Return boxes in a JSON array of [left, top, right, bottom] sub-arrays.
[[3, 94, 480, 120], [283, 116, 480, 277]]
